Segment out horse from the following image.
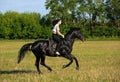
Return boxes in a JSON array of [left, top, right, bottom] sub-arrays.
[[17, 28, 86, 74]]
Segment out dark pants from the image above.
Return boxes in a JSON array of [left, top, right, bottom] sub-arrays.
[[52, 34, 63, 51]]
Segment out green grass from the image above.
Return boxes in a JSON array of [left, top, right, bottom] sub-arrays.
[[0, 40, 120, 82]]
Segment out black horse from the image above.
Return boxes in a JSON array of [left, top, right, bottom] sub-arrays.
[[18, 28, 85, 74]]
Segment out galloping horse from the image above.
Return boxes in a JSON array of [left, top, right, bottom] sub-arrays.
[[18, 28, 85, 74]]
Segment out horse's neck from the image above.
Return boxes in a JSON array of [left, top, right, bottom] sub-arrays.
[[68, 39, 75, 48], [65, 34, 75, 48]]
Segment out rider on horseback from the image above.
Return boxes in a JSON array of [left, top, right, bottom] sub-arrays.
[[52, 19, 64, 55]]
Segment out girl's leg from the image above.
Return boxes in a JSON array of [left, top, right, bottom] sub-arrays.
[[52, 34, 63, 55]]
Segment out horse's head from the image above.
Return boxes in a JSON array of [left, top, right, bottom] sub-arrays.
[[72, 28, 86, 41]]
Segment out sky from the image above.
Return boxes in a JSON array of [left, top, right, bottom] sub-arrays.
[[0, 0, 49, 16]]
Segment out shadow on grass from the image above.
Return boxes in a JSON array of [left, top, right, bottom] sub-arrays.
[[0, 70, 36, 74]]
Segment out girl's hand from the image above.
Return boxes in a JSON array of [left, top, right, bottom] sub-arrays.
[[62, 35, 64, 38]]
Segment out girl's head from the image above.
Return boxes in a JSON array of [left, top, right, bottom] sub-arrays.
[[52, 19, 62, 26]]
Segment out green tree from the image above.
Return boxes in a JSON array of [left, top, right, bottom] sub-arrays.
[[45, 0, 79, 27], [0, 12, 12, 39], [105, 0, 120, 29], [20, 12, 41, 39]]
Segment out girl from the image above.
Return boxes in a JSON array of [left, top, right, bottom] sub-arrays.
[[52, 19, 64, 55]]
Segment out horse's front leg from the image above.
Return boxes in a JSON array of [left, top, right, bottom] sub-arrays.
[[72, 55, 79, 70], [62, 54, 73, 69], [62, 54, 79, 70]]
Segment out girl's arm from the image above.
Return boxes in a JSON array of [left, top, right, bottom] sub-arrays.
[[56, 26, 64, 38]]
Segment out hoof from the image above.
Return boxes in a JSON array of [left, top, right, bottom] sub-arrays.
[[38, 71, 43, 74], [62, 65, 66, 69], [49, 68, 52, 72], [76, 67, 79, 70]]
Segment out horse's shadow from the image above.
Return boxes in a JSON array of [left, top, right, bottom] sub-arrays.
[[0, 70, 35, 74]]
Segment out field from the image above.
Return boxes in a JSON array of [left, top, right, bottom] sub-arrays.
[[0, 40, 120, 82]]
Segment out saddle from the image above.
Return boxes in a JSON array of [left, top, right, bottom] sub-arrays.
[[48, 38, 57, 51], [48, 37, 66, 50], [43, 38, 58, 56]]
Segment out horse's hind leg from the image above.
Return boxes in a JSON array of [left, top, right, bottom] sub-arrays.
[[40, 55, 52, 71], [62, 54, 73, 69], [35, 57, 42, 74], [32, 49, 42, 74]]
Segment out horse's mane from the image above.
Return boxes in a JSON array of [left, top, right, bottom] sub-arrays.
[[65, 28, 80, 36]]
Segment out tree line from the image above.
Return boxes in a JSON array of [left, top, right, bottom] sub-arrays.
[[0, 0, 120, 39]]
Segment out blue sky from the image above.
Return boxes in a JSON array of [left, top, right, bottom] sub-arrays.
[[0, 0, 49, 16]]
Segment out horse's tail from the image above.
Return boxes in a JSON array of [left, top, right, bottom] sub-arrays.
[[18, 43, 32, 64]]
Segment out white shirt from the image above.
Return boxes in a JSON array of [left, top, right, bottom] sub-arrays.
[[52, 24, 59, 34]]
